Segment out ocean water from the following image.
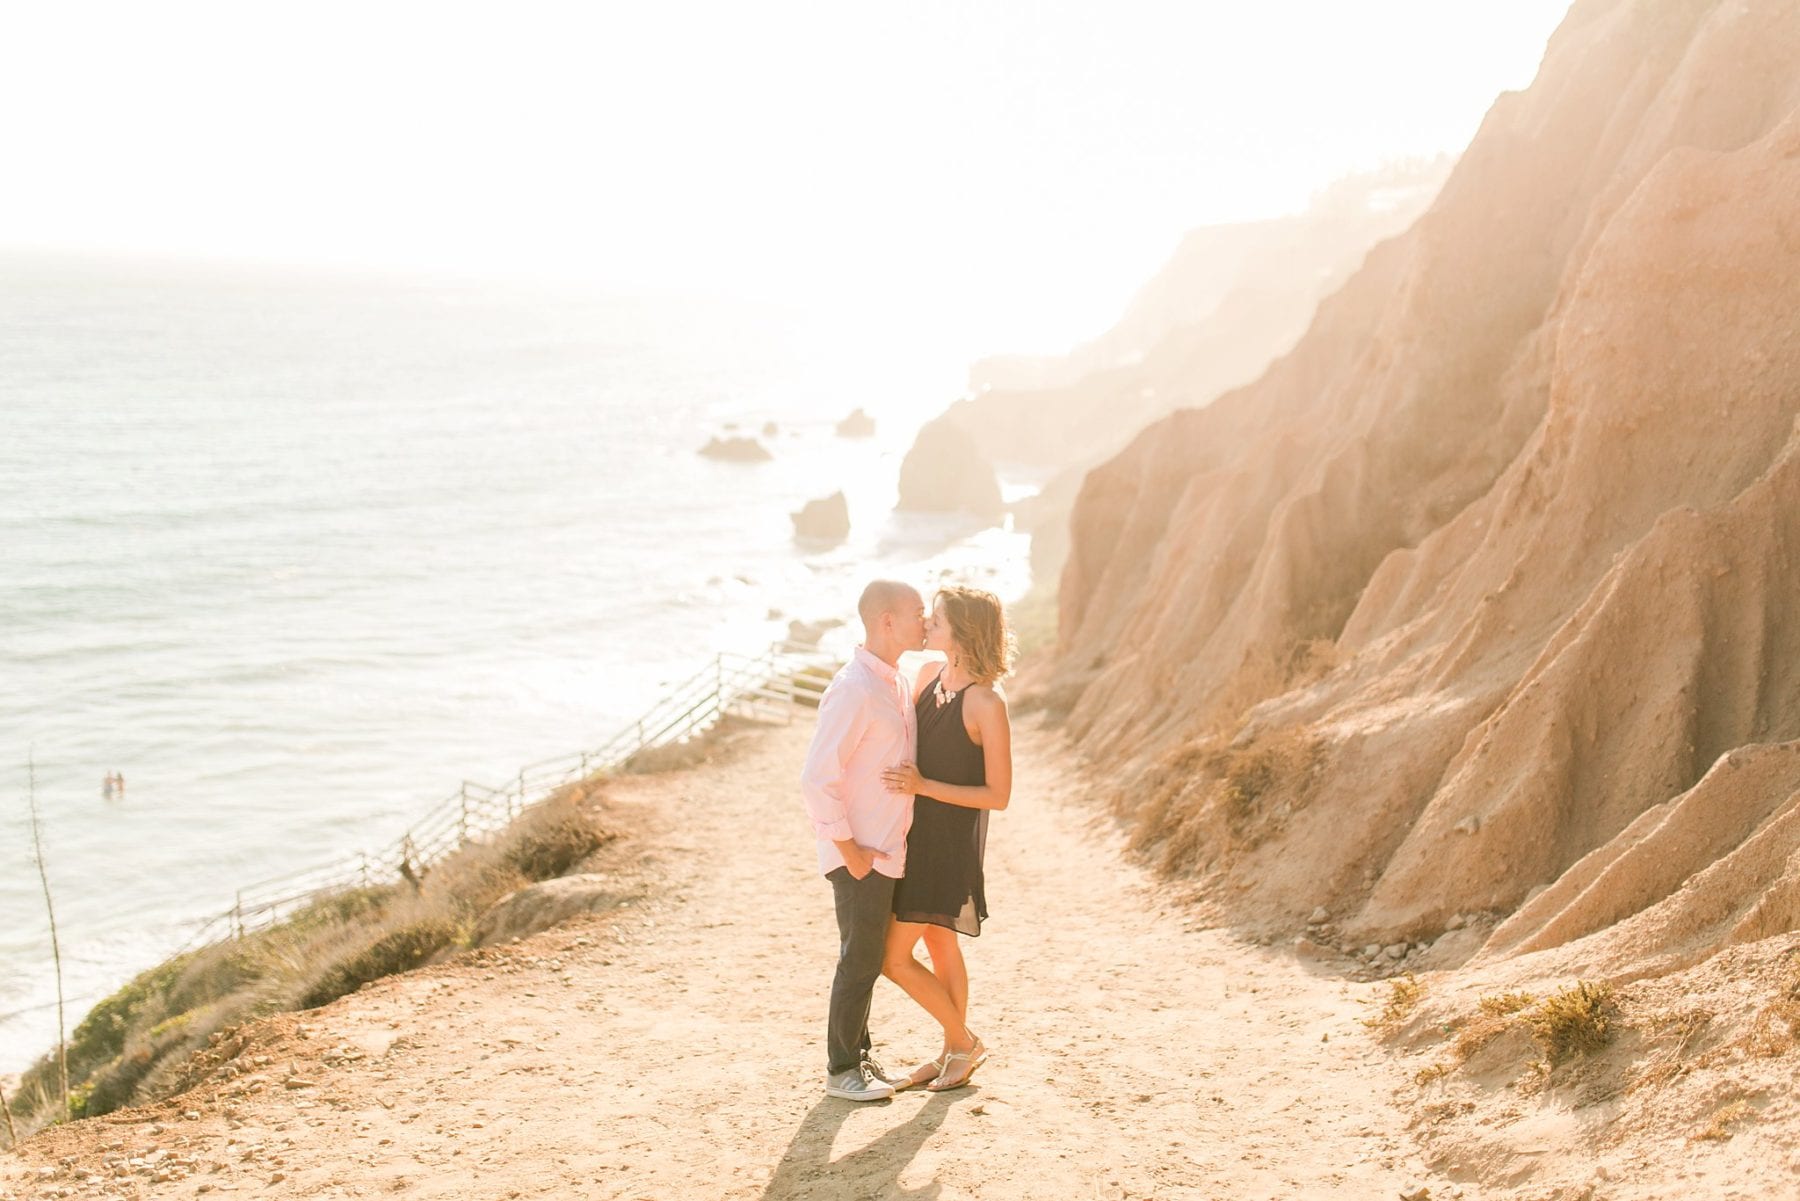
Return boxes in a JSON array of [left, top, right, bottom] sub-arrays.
[[0, 252, 1031, 1075]]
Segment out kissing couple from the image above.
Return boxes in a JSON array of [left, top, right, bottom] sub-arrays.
[[798, 579, 1014, 1101]]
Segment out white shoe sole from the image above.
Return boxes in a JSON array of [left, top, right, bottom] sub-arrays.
[[824, 1084, 894, 1101]]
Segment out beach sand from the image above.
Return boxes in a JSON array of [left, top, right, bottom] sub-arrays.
[[0, 715, 1440, 1200]]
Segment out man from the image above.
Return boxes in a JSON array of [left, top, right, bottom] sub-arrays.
[[799, 579, 925, 1101]]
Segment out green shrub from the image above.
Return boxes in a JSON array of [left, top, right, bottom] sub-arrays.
[[61, 954, 191, 1081], [84, 1045, 162, 1117]]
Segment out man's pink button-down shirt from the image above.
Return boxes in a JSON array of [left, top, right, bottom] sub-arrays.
[[799, 646, 917, 879]]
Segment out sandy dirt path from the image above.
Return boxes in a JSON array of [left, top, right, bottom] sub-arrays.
[[3, 716, 1444, 1201]]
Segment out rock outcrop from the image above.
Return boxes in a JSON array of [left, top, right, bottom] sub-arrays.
[[967, 160, 1449, 400], [790, 492, 850, 543], [1049, 0, 1800, 975], [896, 417, 1005, 524], [698, 436, 773, 462], [786, 617, 845, 647], [904, 161, 1448, 584], [835, 407, 876, 438]]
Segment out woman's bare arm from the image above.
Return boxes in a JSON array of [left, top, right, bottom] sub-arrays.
[[880, 687, 1012, 811]]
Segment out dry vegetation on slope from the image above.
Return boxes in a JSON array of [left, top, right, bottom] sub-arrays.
[[1, 765, 640, 1143], [1028, 5, 1800, 1181]]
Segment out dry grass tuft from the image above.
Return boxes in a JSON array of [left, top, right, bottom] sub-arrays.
[[1521, 982, 1616, 1068], [1478, 991, 1536, 1017], [1134, 727, 1325, 875], [1445, 992, 1538, 1061], [1216, 728, 1324, 840], [1364, 974, 1425, 1035], [1412, 1061, 1451, 1086], [297, 918, 460, 1010], [1119, 638, 1338, 874], [499, 806, 610, 882], [1128, 739, 1216, 840], [1738, 952, 1800, 1058], [1742, 998, 1800, 1058], [1628, 1007, 1712, 1094], [1451, 1015, 1509, 1061], [1692, 1099, 1754, 1142]]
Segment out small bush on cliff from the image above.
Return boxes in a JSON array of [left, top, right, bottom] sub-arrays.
[[1126, 738, 1214, 847], [1364, 974, 1425, 1034], [297, 917, 460, 1010], [500, 804, 611, 881], [57, 953, 194, 1082], [1138, 727, 1325, 875], [281, 884, 395, 935], [1522, 982, 1616, 1067]]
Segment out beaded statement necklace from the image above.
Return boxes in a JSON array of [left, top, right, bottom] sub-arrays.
[[933, 671, 969, 708]]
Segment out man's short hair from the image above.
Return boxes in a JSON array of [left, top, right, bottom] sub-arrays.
[[858, 579, 918, 628]]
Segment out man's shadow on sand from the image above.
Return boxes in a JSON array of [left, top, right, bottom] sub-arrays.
[[759, 1088, 974, 1201]]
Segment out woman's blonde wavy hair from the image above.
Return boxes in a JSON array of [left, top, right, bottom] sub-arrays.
[[936, 585, 1015, 686]]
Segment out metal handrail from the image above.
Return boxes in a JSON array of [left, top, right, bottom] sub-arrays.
[[170, 638, 841, 950]]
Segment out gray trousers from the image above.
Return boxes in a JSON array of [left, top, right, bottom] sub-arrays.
[[826, 865, 896, 1074]]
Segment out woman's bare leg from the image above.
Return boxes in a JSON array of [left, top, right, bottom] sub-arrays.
[[920, 925, 968, 1041], [881, 918, 976, 1054]]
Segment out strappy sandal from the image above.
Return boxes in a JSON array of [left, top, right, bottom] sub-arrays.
[[927, 1036, 987, 1093], [894, 1052, 947, 1092]]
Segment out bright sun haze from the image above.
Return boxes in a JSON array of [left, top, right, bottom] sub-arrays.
[[0, 0, 1568, 358]]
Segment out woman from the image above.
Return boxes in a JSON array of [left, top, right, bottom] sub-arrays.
[[879, 585, 1013, 1092]]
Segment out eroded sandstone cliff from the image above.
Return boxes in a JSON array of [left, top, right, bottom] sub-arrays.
[[1052, 0, 1800, 973]]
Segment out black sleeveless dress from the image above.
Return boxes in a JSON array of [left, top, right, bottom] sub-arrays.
[[892, 674, 989, 936]]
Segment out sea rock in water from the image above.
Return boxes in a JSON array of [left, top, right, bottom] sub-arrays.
[[896, 417, 1005, 524], [836, 407, 876, 437], [791, 491, 850, 543], [698, 435, 773, 462], [787, 617, 846, 647], [469, 874, 626, 947]]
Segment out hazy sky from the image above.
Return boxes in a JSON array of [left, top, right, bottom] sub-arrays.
[[3, 1, 1571, 355]]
